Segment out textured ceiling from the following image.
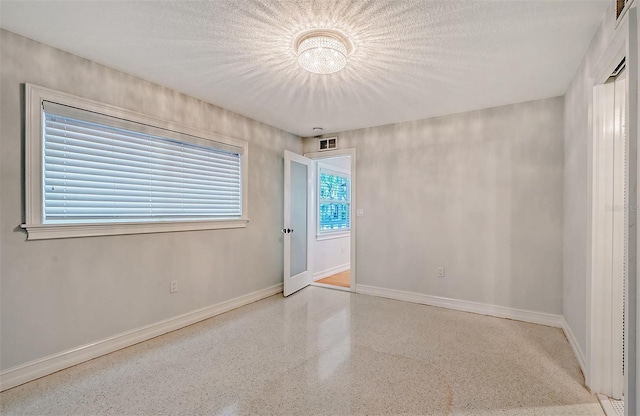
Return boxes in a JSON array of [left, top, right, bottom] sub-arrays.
[[1, 1, 608, 137]]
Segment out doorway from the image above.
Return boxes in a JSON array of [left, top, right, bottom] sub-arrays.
[[311, 156, 352, 291], [306, 148, 357, 293], [282, 148, 357, 296]]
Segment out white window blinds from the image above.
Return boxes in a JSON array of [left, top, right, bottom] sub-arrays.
[[43, 101, 243, 223]]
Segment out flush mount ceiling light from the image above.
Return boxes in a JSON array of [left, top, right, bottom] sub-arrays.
[[294, 29, 354, 75]]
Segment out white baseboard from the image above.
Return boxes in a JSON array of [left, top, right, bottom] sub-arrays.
[[562, 317, 587, 377], [0, 283, 283, 392], [313, 263, 350, 281], [356, 284, 564, 328]]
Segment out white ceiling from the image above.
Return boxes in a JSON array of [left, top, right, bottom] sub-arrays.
[[1, 1, 608, 137]]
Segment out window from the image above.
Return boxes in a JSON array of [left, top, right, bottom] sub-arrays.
[[42, 103, 242, 223], [23, 84, 248, 240], [318, 165, 350, 235]]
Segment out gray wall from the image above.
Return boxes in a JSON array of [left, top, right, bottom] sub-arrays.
[[305, 97, 565, 314], [0, 30, 301, 370], [563, 4, 619, 359]]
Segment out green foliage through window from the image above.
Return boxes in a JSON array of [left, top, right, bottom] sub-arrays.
[[319, 171, 350, 232]]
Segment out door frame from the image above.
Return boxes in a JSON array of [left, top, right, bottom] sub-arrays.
[[304, 148, 357, 292]]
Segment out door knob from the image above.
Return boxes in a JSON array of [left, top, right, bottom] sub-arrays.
[[281, 228, 294, 234]]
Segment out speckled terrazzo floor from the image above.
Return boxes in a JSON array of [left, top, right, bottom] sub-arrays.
[[1, 287, 603, 416]]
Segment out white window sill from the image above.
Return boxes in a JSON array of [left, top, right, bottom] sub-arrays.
[[316, 231, 350, 241], [21, 218, 249, 240]]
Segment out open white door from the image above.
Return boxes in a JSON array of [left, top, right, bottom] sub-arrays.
[[283, 150, 313, 296]]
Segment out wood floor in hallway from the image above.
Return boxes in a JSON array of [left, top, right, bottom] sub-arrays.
[[316, 269, 350, 288]]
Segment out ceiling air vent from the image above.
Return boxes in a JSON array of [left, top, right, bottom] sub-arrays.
[[616, 0, 634, 22], [318, 136, 338, 151]]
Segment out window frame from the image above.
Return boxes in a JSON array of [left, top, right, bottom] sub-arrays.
[[316, 162, 351, 240], [22, 83, 249, 240]]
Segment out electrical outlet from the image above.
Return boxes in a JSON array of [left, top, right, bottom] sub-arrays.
[[356, 209, 365, 217], [437, 267, 445, 278], [170, 280, 178, 293]]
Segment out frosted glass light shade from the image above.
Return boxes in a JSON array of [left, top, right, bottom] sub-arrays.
[[296, 34, 348, 75]]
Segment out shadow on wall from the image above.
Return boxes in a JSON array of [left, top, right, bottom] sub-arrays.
[[310, 97, 564, 316]]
